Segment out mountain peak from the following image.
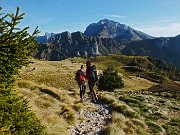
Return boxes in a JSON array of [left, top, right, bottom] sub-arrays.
[[98, 19, 114, 24], [84, 19, 154, 40]]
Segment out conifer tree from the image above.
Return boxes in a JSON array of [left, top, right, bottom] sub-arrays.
[[0, 7, 45, 134]]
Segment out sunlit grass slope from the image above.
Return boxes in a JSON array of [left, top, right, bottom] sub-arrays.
[[16, 55, 180, 135]]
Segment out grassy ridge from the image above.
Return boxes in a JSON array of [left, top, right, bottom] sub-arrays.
[[91, 55, 180, 82]]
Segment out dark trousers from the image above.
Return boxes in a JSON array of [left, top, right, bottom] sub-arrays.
[[88, 83, 97, 100], [79, 84, 86, 99]]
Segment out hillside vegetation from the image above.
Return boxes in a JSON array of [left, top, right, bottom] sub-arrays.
[[17, 55, 180, 135], [91, 55, 180, 82]]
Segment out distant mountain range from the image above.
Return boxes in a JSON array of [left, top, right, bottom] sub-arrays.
[[35, 19, 180, 68], [122, 35, 180, 67], [35, 31, 125, 60], [36, 19, 154, 43]]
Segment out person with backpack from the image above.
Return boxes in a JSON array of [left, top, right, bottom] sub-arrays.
[[86, 61, 98, 102], [76, 65, 86, 102]]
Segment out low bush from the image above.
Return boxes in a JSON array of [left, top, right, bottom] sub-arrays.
[[98, 67, 124, 91]]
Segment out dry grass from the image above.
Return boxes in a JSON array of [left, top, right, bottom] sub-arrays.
[[20, 59, 83, 89], [119, 76, 156, 91], [105, 112, 148, 135], [17, 85, 72, 134], [98, 92, 119, 104], [73, 103, 83, 112], [98, 92, 141, 119], [17, 58, 87, 134], [17, 58, 106, 134], [109, 101, 141, 119], [16, 57, 180, 135]]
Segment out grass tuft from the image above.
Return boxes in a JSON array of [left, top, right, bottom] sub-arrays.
[[73, 103, 83, 112], [105, 123, 126, 135], [131, 119, 146, 129], [146, 121, 163, 133], [110, 102, 140, 118], [99, 93, 118, 104], [60, 106, 77, 125]]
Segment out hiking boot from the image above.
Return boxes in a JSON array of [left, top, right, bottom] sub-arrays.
[[87, 92, 91, 97], [80, 98, 84, 103], [91, 99, 96, 103], [95, 96, 98, 101]]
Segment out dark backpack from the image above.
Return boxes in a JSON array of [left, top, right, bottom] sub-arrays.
[[89, 65, 98, 83]]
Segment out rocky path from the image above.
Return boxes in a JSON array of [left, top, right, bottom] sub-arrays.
[[70, 98, 111, 135]]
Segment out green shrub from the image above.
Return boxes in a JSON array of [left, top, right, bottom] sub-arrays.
[[98, 67, 124, 91]]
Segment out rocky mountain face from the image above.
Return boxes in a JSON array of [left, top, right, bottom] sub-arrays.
[[35, 31, 125, 60], [122, 35, 180, 67], [35, 19, 180, 68], [84, 19, 154, 40], [36, 32, 56, 43]]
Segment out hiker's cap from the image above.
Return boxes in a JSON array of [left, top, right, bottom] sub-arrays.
[[80, 65, 84, 69]]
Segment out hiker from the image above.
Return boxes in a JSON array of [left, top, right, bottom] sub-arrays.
[[86, 61, 98, 102], [76, 65, 86, 101]]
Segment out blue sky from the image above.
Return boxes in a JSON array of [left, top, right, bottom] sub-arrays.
[[1, 0, 180, 37]]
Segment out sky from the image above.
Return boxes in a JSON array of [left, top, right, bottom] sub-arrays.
[[1, 0, 180, 37]]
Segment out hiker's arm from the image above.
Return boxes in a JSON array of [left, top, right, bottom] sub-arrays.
[[82, 72, 86, 78], [85, 71, 89, 79]]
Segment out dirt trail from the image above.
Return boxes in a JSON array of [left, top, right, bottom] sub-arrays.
[[70, 97, 111, 135]]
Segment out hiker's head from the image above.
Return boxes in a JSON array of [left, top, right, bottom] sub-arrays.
[[86, 61, 91, 67], [80, 65, 84, 71]]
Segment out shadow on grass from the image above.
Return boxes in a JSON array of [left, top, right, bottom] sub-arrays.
[[40, 88, 61, 101]]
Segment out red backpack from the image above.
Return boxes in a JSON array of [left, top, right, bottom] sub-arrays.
[[75, 70, 84, 85]]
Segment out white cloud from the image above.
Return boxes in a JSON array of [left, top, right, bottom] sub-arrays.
[[104, 14, 126, 19], [135, 22, 180, 37]]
